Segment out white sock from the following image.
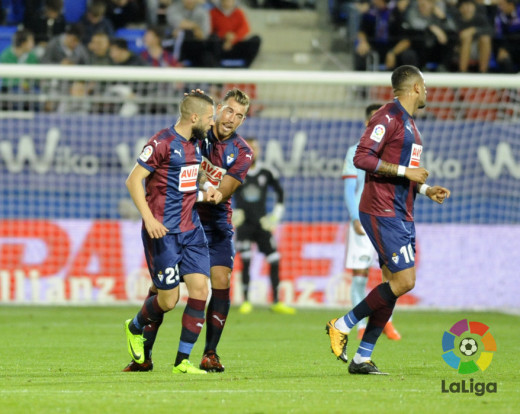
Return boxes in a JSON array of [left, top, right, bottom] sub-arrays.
[[334, 317, 351, 334], [353, 353, 370, 364]]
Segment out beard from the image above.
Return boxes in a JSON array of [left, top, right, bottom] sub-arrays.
[[192, 124, 207, 141]]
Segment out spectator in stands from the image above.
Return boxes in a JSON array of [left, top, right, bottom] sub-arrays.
[[145, 0, 173, 26], [141, 25, 181, 67], [57, 81, 91, 114], [106, 0, 142, 30], [80, 0, 115, 44], [494, 0, 520, 73], [454, 0, 493, 72], [400, 0, 457, 71], [109, 37, 145, 65], [41, 24, 90, 64], [210, 0, 262, 67], [0, 29, 39, 92], [165, 0, 218, 67], [353, 0, 416, 71], [88, 31, 113, 65], [23, 0, 66, 55]]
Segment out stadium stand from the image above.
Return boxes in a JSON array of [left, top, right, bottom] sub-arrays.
[[63, 0, 88, 23], [0, 24, 16, 53]]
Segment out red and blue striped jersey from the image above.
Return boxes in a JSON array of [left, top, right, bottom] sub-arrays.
[[197, 128, 253, 230], [137, 125, 202, 233], [354, 99, 423, 221]]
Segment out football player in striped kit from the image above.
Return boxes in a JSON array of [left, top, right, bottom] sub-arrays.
[[123, 91, 222, 374], [197, 88, 254, 372], [327, 65, 450, 375]]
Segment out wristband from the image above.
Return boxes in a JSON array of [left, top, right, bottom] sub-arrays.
[[419, 184, 430, 196], [197, 191, 204, 202], [397, 165, 406, 177], [203, 181, 214, 191]]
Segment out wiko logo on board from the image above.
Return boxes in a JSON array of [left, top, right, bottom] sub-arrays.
[[441, 319, 497, 396]]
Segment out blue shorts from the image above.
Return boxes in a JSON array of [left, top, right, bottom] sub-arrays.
[[359, 212, 416, 273], [142, 226, 210, 290], [204, 227, 235, 269]]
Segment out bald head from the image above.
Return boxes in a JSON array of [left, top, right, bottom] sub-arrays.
[[180, 91, 215, 120], [391, 65, 423, 97]]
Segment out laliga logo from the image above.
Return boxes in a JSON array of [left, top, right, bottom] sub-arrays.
[[441, 319, 497, 396], [442, 319, 496, 374]]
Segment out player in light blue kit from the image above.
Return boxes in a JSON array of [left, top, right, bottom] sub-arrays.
[[343, 103, 401, 341]]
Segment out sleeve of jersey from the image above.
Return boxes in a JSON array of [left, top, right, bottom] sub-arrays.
[[226, 145, 254, 183], [344, 178, 359, 221], [353, 114, 391, 172], [137, 140, 166, 172], [266, 167, 284, 204]]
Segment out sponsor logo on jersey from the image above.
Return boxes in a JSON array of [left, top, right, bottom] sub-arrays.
[[179, 164, 199, 191], [409, 143, 423, 168], [370, 125, 385, 142], [200, 156, 227, 186], [139, 145, 153, 162]]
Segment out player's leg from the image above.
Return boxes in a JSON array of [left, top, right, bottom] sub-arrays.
[[235, 224, 254, 314], [172, 272, 209, 374], [172, 226, 211, 374], [200, 228, 234, 372], [381, 266, 401, 340], [257, 227, 295, 315], [122, 285, 161, 372], [348, 218, 416, 374], [124, 232, 180, 367], [345, 223, 373, 338]]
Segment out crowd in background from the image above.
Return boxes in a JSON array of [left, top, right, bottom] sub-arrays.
[[331, 0, 520, 73], [0, 0, 264, 69]]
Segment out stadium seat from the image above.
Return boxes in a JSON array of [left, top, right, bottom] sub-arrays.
[[0, 26, 17, 54], [115, 28, 146, 54], [63, 0, 88, 23]]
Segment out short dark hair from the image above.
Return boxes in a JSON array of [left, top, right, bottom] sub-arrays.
[[45, 0, 63, 12], [365, 103, 382, 121], [13, 29, 33, 48], [180, 91, 215, 118], [146, 25, 164, 40], [65, 24, 83, 40], [391, 65, 422, 94], [110, 38, 129, 50]]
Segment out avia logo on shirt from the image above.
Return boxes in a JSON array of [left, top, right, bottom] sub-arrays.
[[200, 156, 227, 186], [178, 164, 199, 192], [409, 144, 423, 168]]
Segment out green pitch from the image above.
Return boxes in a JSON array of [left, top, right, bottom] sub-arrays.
[[1, 306, 518, 413]]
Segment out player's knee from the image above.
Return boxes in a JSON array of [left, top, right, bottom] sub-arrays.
[[266, 251, 280, 264], [158, 294, 179, 312]]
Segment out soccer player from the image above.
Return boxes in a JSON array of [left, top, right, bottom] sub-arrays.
[[327, 65, 450, 375], [233, 137, 296, 315], [197, 88, 254, 372], [123, 91, 222, 374], [343, 103, 401, 341]]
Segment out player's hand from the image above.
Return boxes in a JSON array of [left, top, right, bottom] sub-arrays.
[[232, 208, 245, 228], [405, 167, 429, 184], [353, 219, 366, 236], [260, 214, 278, 232], [206, 187, 223, 204], [144, 217, 169, 239], [184, 88, 205, 96], [427, 186, 451, 204]]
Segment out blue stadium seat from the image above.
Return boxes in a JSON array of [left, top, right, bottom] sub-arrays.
[[115, 28, 146, 54], [0, 26, 17, 54], [63, 0, 88, 23]]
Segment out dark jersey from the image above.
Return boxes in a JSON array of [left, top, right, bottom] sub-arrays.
[[233, 163, 284, 225], [137, 125, 202, 233], [354, 99, 423, 221], [197, 128, 253, 231]]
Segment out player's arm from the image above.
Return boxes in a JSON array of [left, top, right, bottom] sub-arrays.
[[376, 161, 429, 184], [344, 177, 365, 235], [126, 163, 169, 239], [197, 169, 223, 204], [218, 174, 242, 202], [261, 169, 285, 232]]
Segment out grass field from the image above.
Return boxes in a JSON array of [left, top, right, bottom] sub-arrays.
[[1, 306, 518, 413]]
